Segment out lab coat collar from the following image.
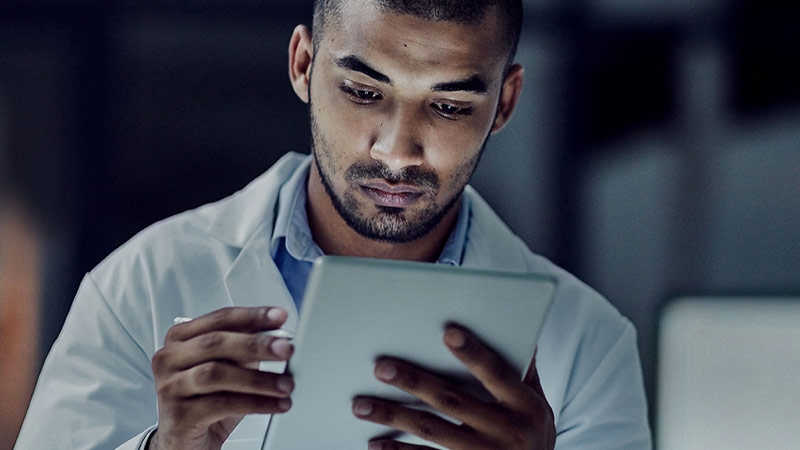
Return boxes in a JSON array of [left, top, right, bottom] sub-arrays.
[[215, 153, 311, 330], [461, 185, 531, 272], [203, 152, 311, 248]]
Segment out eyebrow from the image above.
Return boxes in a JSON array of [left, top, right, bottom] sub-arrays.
[[431, 75, 488, 95], [334, 54, 489, 95], [334, 55, 392, 85]]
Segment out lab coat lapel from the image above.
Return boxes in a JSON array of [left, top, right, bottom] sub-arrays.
[[211, 153, 304, 330], [220, 154, 302, 376], [217, 161, 303, 449], [461, 186, 529, 271], [223, 223, 298, 326]]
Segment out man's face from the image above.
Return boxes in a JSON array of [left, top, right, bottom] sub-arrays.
[[306, 0, 512, 243]]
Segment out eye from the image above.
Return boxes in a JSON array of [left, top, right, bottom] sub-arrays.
[[431, 101, 473, 119], [340, 84, 382, 104]]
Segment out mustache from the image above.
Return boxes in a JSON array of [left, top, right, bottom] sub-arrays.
[[344, 162, 440, 190]]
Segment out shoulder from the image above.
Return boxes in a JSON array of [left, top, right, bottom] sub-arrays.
[[87, 152, 309, 319], [464, 186, 627, 327], [93, 152, 309, 273], [463, 186, 642, 414], [466, 187, 632, 348]]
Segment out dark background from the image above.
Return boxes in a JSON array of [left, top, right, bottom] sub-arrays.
[[2, 0, 799, 445]]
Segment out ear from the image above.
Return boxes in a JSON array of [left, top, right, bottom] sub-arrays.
[[288, 24, 314, 104], [490, 64, 524, 134]]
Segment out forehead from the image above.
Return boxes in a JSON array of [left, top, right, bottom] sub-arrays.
[[318, 0, 508, 87]]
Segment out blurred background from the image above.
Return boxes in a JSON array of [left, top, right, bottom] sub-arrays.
[[1, 0, 798, 448]]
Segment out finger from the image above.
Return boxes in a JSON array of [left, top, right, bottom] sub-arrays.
[[522, 349, 546, 397], [157, 361, 294, 400], [166, 392, 292, 428], [443, 325, 534, 411], [166, 307, 288, 342], [367, 440, 439, 450], [154, 331, 293, 373], [352, 397, 487, 450], [445, 331, 556, 447], [370, 358, 505, 430]]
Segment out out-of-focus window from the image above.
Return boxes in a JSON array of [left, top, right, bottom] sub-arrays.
[[0, 198, 41, 450]]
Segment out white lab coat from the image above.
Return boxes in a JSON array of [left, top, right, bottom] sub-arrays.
[[15, 153, 651, 450]]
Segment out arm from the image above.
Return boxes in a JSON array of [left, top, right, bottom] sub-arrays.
[[551, 322, 651, 450], [14, 274, 160, 450], [15, 274, 296, 450]]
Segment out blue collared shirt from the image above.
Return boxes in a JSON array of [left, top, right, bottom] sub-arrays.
[[269, 163, 472, 311]]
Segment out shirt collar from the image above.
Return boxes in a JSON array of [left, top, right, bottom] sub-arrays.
[[437, 194, 471, 266], [270, 162, 323, 262], [270, 162, 471, 266]]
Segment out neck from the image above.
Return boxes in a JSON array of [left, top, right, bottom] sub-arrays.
[[306, 160, 459, 262]]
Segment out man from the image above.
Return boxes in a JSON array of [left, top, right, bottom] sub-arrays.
[[15, 0, 651, 449]]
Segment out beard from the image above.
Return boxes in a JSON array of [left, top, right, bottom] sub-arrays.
[[309, 104, 487, 244]]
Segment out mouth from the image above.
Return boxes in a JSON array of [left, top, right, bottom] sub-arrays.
[[359, 182, 425, 208]]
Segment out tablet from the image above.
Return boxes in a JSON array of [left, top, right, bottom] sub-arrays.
[[262, 256, 556, 450]]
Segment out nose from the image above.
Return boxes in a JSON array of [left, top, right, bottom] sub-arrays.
[[369, 104, 425, 172]]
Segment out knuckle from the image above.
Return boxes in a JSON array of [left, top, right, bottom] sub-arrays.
[[245, 334, 263, 356], [155, 377, 177, 399], [435, 388, 464, 410], [412, 415, 439, 438], [215, 393, 252, 415], [398, 367, 420, 390], [208, 307, 235, 328], [194, 362, 223, 386], [164, 325, 181, 342], [376, 405, 396, 424], [151, 348, 170, 374], [214, 394, 234, 411], [197, 331, 224, 352]]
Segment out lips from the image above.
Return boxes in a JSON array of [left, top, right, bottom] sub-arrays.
[[359, 182, 424, 208]]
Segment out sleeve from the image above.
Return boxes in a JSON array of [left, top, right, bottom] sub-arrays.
[[14, 273, 159, 450], [554, 322, 652, 450]]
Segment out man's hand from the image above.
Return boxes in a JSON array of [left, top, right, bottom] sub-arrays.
[[149, 307, 295, 450], [352, 325, 556, 450]]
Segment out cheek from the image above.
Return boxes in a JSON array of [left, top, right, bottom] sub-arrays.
[[425, 131, 485, 176], [433, 126, 487, 192], [423, 107, 494, 165], [315, 95, 375, 158]]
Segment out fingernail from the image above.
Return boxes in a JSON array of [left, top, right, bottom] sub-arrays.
[[375, 361, 397, 381], [278, 397, 292, 411], [270, 338, 293, 358], [277, 375, 294, 393], [267, 307, 287, 322], [445, 328, 466, 348], [353, 398, 373, 416]]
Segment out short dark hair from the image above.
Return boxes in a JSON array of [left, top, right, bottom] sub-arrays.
[[312, 0, 523, 69]]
